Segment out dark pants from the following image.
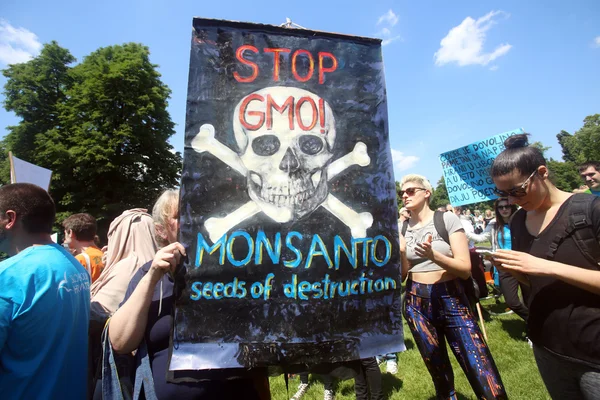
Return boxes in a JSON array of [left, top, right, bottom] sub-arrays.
[[354, 357, 383, 400], [404, 279, 506, 399], [498, 269, 530, 321], [534, 345, 600, 399]]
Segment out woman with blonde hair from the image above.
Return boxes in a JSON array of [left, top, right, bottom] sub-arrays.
[[399, 174, 505, 399], [106, 190, 269, 399]]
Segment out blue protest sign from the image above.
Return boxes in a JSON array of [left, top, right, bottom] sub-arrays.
[[440, 128, 524, 206]]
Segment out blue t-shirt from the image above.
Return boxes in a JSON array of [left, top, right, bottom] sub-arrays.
[[0, 244, 90, 399], [497, 225, 512, 250], [592, 189, 600, 197]]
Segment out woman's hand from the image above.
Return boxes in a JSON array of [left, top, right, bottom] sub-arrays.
[[492, 249, 555, 277], [415, 234, 435, 261], [148, 242, 186, 282]]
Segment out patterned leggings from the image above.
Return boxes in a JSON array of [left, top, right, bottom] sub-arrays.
[[403, 279, 507, 400]]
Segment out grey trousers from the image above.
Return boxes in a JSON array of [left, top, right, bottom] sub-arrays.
[[533, 345, 600, 400]]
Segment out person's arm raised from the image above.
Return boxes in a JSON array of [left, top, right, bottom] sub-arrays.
[[108, 242, 185, 354]]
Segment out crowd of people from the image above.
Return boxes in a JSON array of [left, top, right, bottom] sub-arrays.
[[1, 134, 600, 399]]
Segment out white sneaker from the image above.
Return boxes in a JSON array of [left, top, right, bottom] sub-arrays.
[[386, 359, 398, 374], [323, 388, 334, 400], [291, 382, 309, 400]]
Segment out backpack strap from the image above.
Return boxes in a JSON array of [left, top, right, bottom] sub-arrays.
[[401, 219, 409, 237], [433, 211, 450, 244], [400, 211, 449, 244], [81, 252, 92, 278], [548, 194, 600, 266]]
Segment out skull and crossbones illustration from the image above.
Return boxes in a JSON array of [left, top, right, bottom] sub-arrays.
[[192, 86, 373, 243]]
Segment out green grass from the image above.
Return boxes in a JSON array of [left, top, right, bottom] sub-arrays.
[[268, 301, 549, 399]]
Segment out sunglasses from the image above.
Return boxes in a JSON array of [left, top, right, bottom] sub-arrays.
[[399, 187, 427, 197], [493, 170, 537, 198], [497, 205, 512, 210]]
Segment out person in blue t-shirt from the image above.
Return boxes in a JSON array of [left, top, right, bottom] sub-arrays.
[[0, 183, 90, 400], [574, 161, 600, 196]]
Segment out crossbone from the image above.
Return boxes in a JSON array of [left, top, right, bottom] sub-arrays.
[[193, 124, 373, 243]]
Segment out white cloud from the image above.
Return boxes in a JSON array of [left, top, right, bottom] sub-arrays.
[[391, 149, 419, 171], [377, 28, 391, 37], [382, 36, 402, 46], [594, 36, 600, 47], [378, 10, 399, 27], [0, 19, 42, 65], [434, 10, 512, 67], [489, 65, 499, 71], [375, 12, 402, 47]]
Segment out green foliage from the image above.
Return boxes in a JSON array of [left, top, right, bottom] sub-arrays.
[[2, 41, 75, 184], [429, 176, 449, 210], [530, 141, 551, 157], [2, 41, 181, 235], [468, 200, 494, 212], [548, 114, 600, 192], [547, 159, 582, 192], [557, 114, 600, 164], [0, 141, 9, 185]]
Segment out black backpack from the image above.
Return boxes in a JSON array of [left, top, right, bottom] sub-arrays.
[[401, 211, 487, 305], [511, 194, 600, 266]]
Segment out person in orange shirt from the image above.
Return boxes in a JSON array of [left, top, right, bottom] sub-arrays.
[[62, 213, 104, 282]]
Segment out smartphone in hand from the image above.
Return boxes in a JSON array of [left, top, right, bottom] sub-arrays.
[[476, 249, 496, 257]]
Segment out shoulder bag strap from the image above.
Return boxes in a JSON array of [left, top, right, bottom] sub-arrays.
[[433, 211, 449, 244]]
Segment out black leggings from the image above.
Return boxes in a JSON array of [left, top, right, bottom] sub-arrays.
[[354, 357, 383, 400]]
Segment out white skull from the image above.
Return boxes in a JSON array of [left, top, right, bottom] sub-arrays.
[[233, 86, 336, 223]]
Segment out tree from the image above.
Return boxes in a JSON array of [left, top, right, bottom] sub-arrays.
[[56, 43, 181, 222], [547, 160, 582, 192], [429, 176, 449, 210], [549, 114, 600, 192], [1, 41, 75, 184], [557, 114, 600, 164], [531, 141, 551, 157], [2, 42, 181, 236]]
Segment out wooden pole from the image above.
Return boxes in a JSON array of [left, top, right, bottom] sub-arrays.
[[476, 302, 488, 342]]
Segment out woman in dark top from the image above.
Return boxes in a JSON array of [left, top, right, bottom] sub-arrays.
[[491, 134, 600, 399], [108, 191, 268, 399]]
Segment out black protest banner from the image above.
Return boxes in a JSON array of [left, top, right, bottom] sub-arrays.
[[170, 18, 403, 371]]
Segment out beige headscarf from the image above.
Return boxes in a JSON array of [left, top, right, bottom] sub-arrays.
[[90, 208, 158, 318]]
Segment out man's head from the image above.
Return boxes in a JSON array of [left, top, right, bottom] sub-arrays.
[[453, 206, 464, 216], [578, 161, 600, 191], [62, 213, 97, 249], [0, 183, 55, 255]]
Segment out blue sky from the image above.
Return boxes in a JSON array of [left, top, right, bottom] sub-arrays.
[[1, 0, 599, 187]]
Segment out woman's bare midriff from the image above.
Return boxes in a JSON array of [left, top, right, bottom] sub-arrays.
[[410, 269, 457, 284]]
